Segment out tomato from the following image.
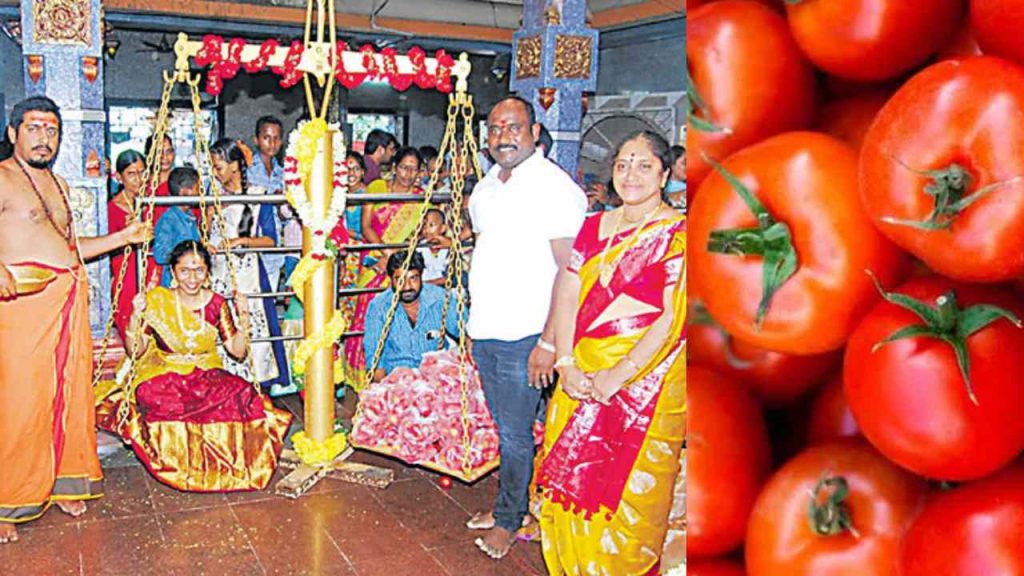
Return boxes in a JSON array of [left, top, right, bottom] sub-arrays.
[[690, 131, 907, 355], [814, 90, 890, 151], [901, 464, 1024, 575], [971, 0, 1024, 66], [689, 0, 783, 11], [860, 56, 1024, 282], [687, 298, 839, 406], [938, 15, 984, 60], [746, 440, 927, 576], [688, 365, 772, 559], [844, 276, 1024, 480], [806, 373, 861, 445], [686, 1, 816, 194], [690, 559, 747, 576], [785, 0, 963, 81]]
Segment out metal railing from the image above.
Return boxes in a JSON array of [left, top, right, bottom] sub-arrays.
[[132, 190, 457, 344]]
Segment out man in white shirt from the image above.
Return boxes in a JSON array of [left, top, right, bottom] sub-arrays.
[[467, 96, 587, 559]]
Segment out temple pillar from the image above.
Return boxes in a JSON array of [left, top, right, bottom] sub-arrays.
[[20, 0, 109, 336], [511, 0, 599, 178]]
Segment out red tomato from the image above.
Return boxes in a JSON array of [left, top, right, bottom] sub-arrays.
[[687, 299, 839, 406], [785, 0, 963, 81], [686, 1, 816, 193], [690, 131, 907, 355], [814, 91, 890, 151], [971, 0, 1024, 65], [690, 559, 747, 576], [688, 365, 772, 559], [938, 15, 984, 60], [860, 56, 1024, 282], [901, 464, 1024, 575], [746, 440, 927, 576], [689, 0, 782, 11], [844, 276, 1024, 480], [806, 373, 861, 445]]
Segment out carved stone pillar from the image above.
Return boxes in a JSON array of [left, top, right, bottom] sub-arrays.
[[21, 0, 109, 335]]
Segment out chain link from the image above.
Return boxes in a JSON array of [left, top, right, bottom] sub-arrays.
[[363, 91, 483, 477], [92, 74, 176, 393], [188, 79, 262, 393], [99, 70, 262, 426]]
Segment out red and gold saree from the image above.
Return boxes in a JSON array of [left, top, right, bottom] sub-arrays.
[[98, 287, 292, 492], [539, 213, 686, 575]]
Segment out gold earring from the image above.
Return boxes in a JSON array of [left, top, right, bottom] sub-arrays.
[[203, 277, 211, 289]]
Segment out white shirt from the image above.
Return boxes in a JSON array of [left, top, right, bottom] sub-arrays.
[[417, 246, 450, 282], [468, 150, 587, 341]]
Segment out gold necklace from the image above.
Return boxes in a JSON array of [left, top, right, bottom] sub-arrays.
[[175, 290, 210, 359], [597, 204, 662, 287]]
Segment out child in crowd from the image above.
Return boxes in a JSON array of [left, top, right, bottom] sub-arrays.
[[153, 166, 202, 287], [417, 208, 451, 286]]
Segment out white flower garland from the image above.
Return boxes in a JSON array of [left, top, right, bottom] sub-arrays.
[[283, 119, 349, 258]]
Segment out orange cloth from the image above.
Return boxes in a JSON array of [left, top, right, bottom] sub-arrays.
[[0, 263, 103, 523]]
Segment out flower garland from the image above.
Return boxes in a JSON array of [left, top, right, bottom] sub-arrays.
[[191, 35, 456, 96], [290, 310, 347, 382], [283, 118, 349, 260], [291, 429, 348, 466], [283, 118, 351, 388]]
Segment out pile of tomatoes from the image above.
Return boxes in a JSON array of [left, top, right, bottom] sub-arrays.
[[685, 1, 1024, 574]]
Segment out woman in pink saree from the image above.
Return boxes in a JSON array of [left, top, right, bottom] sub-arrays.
[[539, 130, 685, 575]]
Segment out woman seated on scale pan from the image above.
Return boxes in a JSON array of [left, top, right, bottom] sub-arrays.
[[98, 240, 292, 492]]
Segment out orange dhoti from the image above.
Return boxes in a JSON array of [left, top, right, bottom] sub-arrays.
[[0, 263, 103, 523]]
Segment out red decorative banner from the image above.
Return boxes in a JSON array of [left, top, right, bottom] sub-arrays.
[[81, 55, 99, 84], [26, 54, 44, 84], [191, 35, 456, 96]]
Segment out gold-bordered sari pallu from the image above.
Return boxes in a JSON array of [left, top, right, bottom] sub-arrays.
[[539, 215, 686, 576]]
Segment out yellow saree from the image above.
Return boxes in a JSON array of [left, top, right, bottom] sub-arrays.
[[539, 214, 686, 576], [98, 287, 292, 492]]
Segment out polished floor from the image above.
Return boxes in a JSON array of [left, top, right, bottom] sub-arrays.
[[0, 395, 547, 576]]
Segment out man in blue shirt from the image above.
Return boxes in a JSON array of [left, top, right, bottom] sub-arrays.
[[153, 166, 201, 287], [247, 115, 286, 290], [364, 250, 467, 382]]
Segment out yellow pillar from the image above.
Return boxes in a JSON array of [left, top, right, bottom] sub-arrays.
[[303, 129, 337, 442]]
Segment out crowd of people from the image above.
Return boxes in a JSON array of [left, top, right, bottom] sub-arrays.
[[0, 94, 684, 575]]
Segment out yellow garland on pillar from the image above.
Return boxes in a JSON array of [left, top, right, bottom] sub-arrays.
[[288, 256, 324, 304], [291, 429, 348, 465], [292, 311, 347, 381], [285, 120, 350, 387]]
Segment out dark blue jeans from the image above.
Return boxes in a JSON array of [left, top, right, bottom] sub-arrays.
[[473, 334, 544, 533]]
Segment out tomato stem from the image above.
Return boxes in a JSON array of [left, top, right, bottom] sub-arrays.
[[807, 474, 860, 538], [867, 271, 1023, 406], [704, 154, 799, 329], [882, 159, 1024, 231], [686, 67, 730, 133]]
